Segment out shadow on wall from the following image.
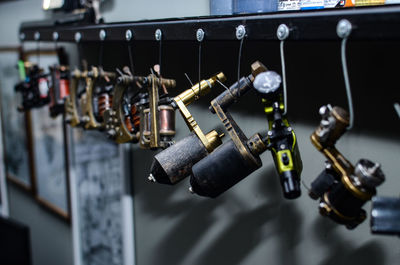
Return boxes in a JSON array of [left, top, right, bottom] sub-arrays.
[[134, 161, 306, 265], [312, 217, 386, 265], [130, 148, 204, 218]]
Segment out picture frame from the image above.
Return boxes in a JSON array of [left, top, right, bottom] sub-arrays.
[[70, 129, 125, 264], [0, 47, 34, 192], [28, 50, 71, 220], [30, 107, 71, 220], [0, 113, 9, 217]]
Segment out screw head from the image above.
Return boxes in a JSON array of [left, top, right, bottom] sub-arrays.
[[148, 174, 156, 183], [196, 28, 205, 42], [52, 32, 59, 41], [125, 29, 133, 41], [74, 32, 82, 43], [34, 31, 40, 41], [277, 24, 289, 40], [19, 32, 25, 41], [337, 19, 352, 39], [155, 29, 162, 41], [236, 25, 246, 40], [99, 29, 106, 41]]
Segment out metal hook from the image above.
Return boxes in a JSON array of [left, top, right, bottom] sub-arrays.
[[155, 29, 163, 78], [236, 25, 246, 99], [196, 28, 204, 94], [277, 24, 289, 115], [34, 31, 40, 66], [53, 31, 59, 51], [337, 19, 354, 130]]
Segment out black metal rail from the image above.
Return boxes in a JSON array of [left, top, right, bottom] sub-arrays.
[[19, 5, 400, 42]]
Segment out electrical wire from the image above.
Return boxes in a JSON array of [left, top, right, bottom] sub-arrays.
[[341, 37, 354, 130], [128, 44, 134, 76], [280, 40, 288, 115], [236, 38, 244, 99]]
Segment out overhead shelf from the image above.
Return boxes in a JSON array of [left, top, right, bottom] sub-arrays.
[[19, 5, 400, 42]]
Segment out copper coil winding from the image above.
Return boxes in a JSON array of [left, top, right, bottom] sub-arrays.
[[125, 117, 133, 133], [98, 93, 113, 119], [159, 105, 175, 136], [142, 105, 175, 137], [131, 105, 141, 131]]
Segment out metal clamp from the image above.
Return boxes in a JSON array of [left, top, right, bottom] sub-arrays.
[[52, 32, 59, 41], [236, 25, 246, 40], [155, 29, 162, 41], [34, 31, 40, 41], [337, 19, 352, 39], [74, 32, 82, 43], [196, 28, 205, 42], [99, 29, 107, 41], [277, 24, 289, 40], [125, 29, 133, 41], [19, 32, 26, 41]]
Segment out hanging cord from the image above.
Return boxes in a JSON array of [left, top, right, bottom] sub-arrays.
[[128, 44, 135, 76], [21, 40, 25, 59], [36, 40, 40, 67], [77, 43, 84, 67], [337, 19, 354, 130], [236, 37, 244, 99], [198, 42, 202, 89], [158, 37, 165, 94], [280, 40, 288, 115], [277, 24, 290, 115], [54, 39, 58, 54], [158, 38, 162, 77], [341, 37, 354, 130], [99, 42, 104, 67]]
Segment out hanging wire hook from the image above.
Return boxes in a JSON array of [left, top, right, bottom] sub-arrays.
[[34, 31, 40, 66], [196, 29, 205, 93], [155, 29, 162, 77], [194, 28, 205, 98], [277, 24, 289, 115], [99, 29, 106, 67], [125, 29, 135, 75], [236, 25, 246, 99], [53, 31, 59, 52], [19, 33, 26, 60], [337, 19, 354, 130]]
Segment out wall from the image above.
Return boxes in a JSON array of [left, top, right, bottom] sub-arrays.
[[0, 1, 72, 265]]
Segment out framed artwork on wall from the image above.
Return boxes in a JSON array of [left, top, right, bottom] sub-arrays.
[[30, 106, 70, 219], [71, 129, 124, 265], [0, 49, 33, 192], [0, 113, 9, 217]]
